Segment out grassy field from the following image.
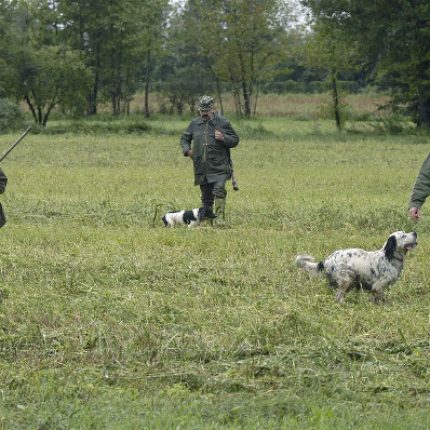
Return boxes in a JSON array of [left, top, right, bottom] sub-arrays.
[[0, 116, 430, 429]]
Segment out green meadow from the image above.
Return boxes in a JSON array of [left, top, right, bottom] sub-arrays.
[[0, 113, 430, 428]]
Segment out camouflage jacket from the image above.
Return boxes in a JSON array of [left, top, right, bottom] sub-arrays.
[[409, 153, 430, 209], [180, 113, 239, 185], [0, 167, 7, 227], [0, 167, 7, 194]]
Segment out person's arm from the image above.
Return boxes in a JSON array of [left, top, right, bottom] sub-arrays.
[[409, 154, 430, 219], [180, 123, 194, 157]]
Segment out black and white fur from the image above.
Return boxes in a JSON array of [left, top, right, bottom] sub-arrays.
[[295, 231, 417, 304], [162, 208, 205, 228]]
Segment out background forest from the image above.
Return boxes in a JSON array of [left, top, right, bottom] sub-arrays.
[[0, 0, 429, 131]]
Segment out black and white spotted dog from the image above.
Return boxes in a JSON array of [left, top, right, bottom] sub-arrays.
[[295, 231, 417, 304], [162, 208, 205, 228]]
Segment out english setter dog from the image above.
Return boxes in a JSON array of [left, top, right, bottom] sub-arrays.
[[162, 208, 205, 228], [295, 231, 417, 304]]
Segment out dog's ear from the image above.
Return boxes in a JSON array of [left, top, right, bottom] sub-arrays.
[[384, 235, 397, 260]]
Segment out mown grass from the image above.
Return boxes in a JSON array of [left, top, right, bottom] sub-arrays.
[[0, 119, 429, 428]]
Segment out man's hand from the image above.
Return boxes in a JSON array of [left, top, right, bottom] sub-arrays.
[[409, 207, 421, 221], [215, 129, 224, 141], [187, 149, 193, 158]]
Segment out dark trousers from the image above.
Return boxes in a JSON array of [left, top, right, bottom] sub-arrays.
[[200, 180, 227, 210], [0, 203, 6, 228], [200, 182, 215, 210]]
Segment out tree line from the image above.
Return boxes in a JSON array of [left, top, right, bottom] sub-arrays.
[[0, 0, 429, 129]]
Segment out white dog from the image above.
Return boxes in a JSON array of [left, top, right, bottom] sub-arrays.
[[295, 231, 417, 304], [162, 208, 205, 228]]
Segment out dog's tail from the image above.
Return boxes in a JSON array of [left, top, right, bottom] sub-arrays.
[[295, 255, 324, 277]]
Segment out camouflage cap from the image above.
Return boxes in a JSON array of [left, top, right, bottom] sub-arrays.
[[198, 95, 215, 111]]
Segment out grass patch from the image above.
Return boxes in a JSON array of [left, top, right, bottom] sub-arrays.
[[0, 119, 429, 428]]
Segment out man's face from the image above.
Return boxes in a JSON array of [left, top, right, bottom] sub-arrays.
[[199, 109, 213, 119]]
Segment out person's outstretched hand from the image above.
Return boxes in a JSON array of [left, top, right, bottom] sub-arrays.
[[409, 207, 421, 221]]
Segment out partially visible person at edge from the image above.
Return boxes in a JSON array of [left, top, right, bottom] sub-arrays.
[[180, 95, 239, 222], [409, 153, 430, 221], [0, 167, 8, 227]]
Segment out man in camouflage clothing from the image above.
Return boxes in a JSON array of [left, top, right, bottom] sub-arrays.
[[0, 166, 7, 227], [409, 153, 430, 221], [180, 95, 239, 221]]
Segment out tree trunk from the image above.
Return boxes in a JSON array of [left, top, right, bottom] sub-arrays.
[[238, 51, 251, 117], [215, 77, 224, 115], [233, 90, 242, 117], [253, 82, 259, 117], [43, 97, 57, 127], [88, 64, 99, 115], [331, 66, 342, 131], [144, 46, 151, 118], [37, 104, 43, 125], [416, 95, 430, 130], [24, 95, 37, 124], [242, 80, 251, 118], [38, 109, 43, 125], [111, 93, 121, 116]]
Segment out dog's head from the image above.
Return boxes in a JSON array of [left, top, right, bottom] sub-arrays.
[[384, 231, 418, 260]]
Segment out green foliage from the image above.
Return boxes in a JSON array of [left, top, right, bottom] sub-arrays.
[[19, 46, 92, 125], [0, 1, 93, 125], [58, 0, 170, 116], [0, 0, 170, 118], [303, 12, 363, 131], [0, 98, 25, 133], [1, 0, 406, 123], [162, 0, 293, 118], [303, 0, 430, 128], [31, 118, 151, 135]]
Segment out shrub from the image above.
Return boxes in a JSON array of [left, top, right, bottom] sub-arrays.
[[0, 99, 25, 133], [31, 118, 151, 135]]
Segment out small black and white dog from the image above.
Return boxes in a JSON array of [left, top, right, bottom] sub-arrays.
[[295, 231, 417, 304], [162, 208, 205, 228]]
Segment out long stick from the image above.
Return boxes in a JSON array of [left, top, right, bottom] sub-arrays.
[[0, 126, 31, 163]]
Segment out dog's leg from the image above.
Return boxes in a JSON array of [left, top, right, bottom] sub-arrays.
[[334, 267, 355, 304], [370, 280, 389, 304], [335, 280, 351, 304], [372, 289, 386, 305]]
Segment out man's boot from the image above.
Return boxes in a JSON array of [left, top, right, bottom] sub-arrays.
[[203, 206, 217, 219], [202, 205, 217, 226], [214, 197, 228, 226]]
